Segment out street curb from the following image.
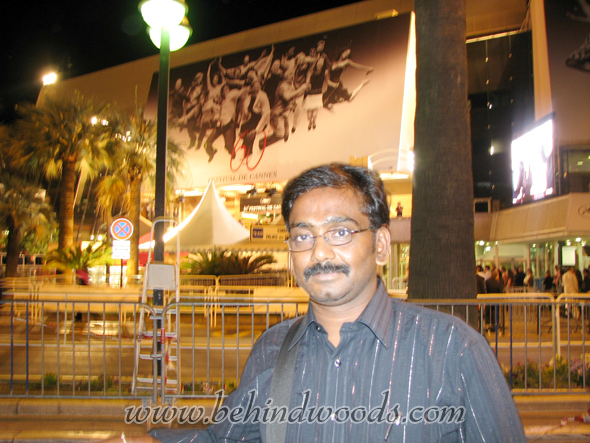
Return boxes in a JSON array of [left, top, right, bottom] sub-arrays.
[[513, 394, 590, 412], [0, 399, 143, 418]]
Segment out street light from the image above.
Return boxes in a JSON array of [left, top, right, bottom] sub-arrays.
[[140, 0, 191, 306], [42, 72, 58, 85]]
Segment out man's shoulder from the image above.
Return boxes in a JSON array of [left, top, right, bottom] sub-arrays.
[[391, 298, 484, 344], [251, 317, 302, 356]]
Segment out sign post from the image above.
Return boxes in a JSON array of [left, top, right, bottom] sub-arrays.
[[110, 218, 134, 287]]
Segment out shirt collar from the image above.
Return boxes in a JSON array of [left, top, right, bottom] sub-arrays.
[[288, 278, 393, 350], [356, 278, 393, 348]]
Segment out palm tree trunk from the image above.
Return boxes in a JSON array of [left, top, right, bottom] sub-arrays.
[[59, 160, 77, 251], [409, 0, 476, 300], [126, 176, 142, 276], [5, 218, 21, 278]]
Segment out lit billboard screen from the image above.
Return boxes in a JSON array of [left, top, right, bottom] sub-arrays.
[[511, 116, 555, 205]]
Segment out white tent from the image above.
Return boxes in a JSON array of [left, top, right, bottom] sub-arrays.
[[139, 180, 250, 252]]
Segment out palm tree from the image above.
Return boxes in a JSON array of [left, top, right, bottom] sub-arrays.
[[0, 125, 55, 278], [182, 250, 276, 276], [409, 0, 476, 300], [44, 243, 113, 284], [0, 172, 55, 277], [94, 105, 184, 277], [16, 91, 115, 251]]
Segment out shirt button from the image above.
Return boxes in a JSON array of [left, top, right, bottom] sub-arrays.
[[316, 325, 321, 331], [334, 358, 341, 367]]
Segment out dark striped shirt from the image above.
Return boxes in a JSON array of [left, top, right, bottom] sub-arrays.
[[152, 281, 526, 442]]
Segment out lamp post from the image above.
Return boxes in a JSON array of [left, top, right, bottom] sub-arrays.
[[140, 0, 191, 307]]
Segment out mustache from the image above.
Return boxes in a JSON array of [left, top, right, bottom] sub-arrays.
[[304, 262, 350, 281]]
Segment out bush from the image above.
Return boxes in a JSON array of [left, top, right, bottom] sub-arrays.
[[504, 356, 590, 390]]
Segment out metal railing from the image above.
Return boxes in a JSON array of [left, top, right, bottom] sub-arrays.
[[2, 287, 590, 400]]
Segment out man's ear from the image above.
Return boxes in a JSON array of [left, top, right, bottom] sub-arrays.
[[375, 225, 391, 266]]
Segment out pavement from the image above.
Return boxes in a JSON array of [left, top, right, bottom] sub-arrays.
[[1, 395, 590, 442]]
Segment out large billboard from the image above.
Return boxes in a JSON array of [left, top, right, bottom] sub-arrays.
[[146, 13, 415, 189]]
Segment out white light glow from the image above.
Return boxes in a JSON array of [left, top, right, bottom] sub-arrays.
[[380, 172, 409, 180], [140, 0, 187, 29], [42, 72, 57, 85], [148, 23, 191, 51]]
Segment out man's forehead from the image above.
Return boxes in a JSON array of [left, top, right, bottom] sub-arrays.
[[289, 187, 367, 226]]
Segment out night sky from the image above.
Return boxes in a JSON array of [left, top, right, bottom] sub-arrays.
[[0, 0, 358, 123]]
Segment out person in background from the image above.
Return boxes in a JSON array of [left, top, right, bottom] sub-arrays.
[[553, 265, 562, 293], [514, 266, 526, 287], [476, 266, 487, 295], [501, 266, 513, 289], [542, 270, 554, 293], [523, 268, 534, 289], [583, 268, 590, 292]]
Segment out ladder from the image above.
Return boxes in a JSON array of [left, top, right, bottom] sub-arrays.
[[132, 217, 181, 398]]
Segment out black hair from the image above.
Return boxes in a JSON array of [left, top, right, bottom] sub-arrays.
[[281, 163, 390, 231]]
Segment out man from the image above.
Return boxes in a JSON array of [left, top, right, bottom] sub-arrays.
[[513, 266, 526, 287], [583, 268, 590, 292], [485, 269, 504, 294], [563, 266, 579, 294], [265, 70, 309, 146], [204, 84, 245, 161], [476, 266, 486, 295], [262, 59, 284, 108], [484, 269, 504, 332], [179, 72, 205, 149], [562, 266, 580, 318], [238, 79, 270, 157], [117, 164, 526, 442]]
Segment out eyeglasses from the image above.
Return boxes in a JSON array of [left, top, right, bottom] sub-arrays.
[[285, 228, 374, 252]]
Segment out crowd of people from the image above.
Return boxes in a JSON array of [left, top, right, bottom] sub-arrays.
[[168, 40, 373, 163], [476, 263, 590, 295]]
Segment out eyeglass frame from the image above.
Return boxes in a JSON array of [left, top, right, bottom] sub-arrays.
[[284, 227, 375, 252]]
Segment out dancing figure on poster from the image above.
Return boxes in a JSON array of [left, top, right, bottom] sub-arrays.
[[323, 47, 373, 110], [265, 70, 309, 147], [204, 84, 245, 162], [305, 53, 329, 130], [178, 72, 205, 149], [237, 79, 270, 158]]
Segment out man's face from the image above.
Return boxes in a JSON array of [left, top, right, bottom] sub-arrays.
[[250, 80, 261, 94], [288, 187, 390, 309]]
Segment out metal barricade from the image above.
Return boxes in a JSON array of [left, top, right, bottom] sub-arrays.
[[2, 283, 590, 400]]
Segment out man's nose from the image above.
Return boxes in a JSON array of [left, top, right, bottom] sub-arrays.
[[310, 234, 335, 261]]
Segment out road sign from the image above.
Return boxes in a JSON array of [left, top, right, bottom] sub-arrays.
[[110, 217, 134, 241], [112, 240, 131, 260]]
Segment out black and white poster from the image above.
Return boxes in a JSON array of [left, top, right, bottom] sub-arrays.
[[146, 13, 415, 189]]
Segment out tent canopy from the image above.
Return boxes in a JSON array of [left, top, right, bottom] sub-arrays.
[[139, 180, 250, 252]]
